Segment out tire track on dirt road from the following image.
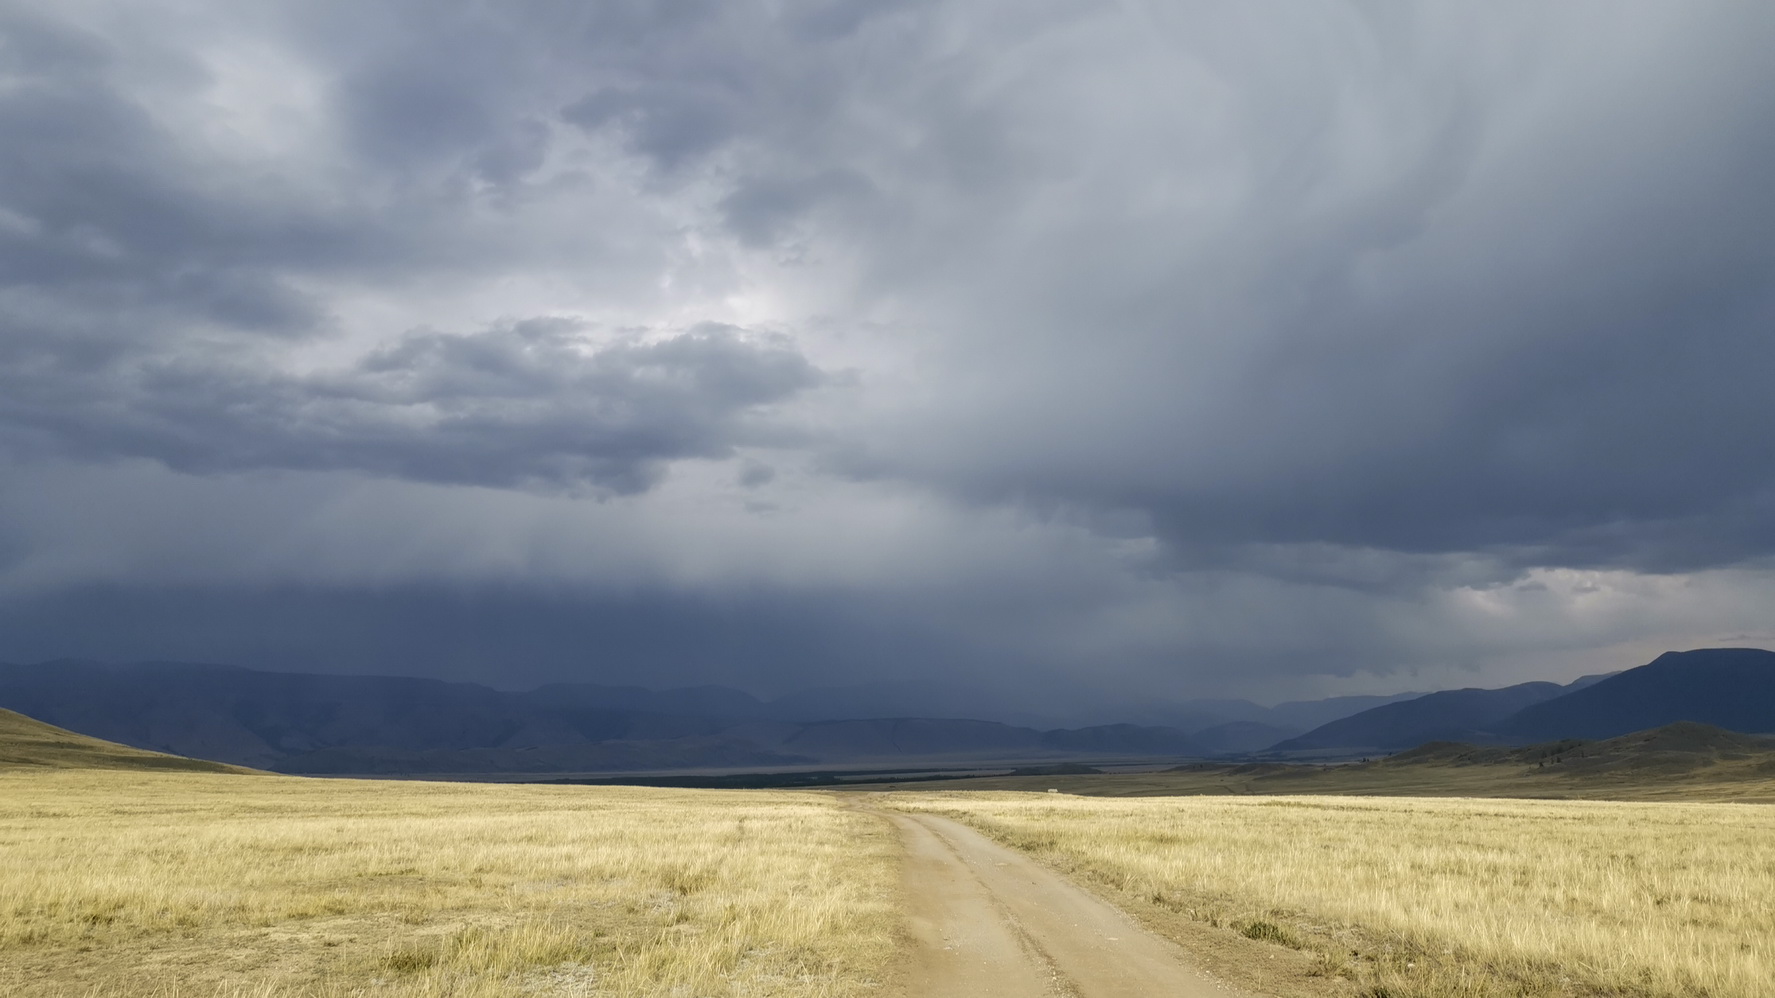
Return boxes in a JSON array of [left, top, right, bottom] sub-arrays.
[[885, 809, 1257, 998]]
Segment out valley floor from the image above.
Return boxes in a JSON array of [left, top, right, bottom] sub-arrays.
[[884, 791, 1775, 998], [3, 766, 1771, 998], [0, 770, 899, 998]]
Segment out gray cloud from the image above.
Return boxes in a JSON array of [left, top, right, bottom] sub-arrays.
[[799, 2, 1775, 575], [1, 1, 1773, 698], [0, 4, 824, 491], [1, 317, 820, 491]]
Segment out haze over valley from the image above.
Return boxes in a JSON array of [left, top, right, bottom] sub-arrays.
[[5, 648, 1769, 778]]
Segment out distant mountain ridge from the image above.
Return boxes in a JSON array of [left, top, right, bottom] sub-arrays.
[[1501, 649, 1775, 742], [1270, 679, 1584, 755], [730, 681, 1424, 734], [1269, 649, 1775, 755], [11, 649, 1765, 774], [1065, 692, 1427, 736], [0, 660, 1213, 773]]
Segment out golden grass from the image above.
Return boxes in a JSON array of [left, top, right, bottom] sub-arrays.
[[888, 792, 1775, 998], [0, 770, 898, 998], [0, 707, 250, 774]]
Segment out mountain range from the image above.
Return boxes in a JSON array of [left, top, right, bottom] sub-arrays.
[[1269, 649, 1775, 755], [0, 660, 1218, 773], [1, 648, 1771, 774], [1269, 677, 1600, 755]]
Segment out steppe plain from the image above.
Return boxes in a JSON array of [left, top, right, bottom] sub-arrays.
[[3, 708, 1773, 998]]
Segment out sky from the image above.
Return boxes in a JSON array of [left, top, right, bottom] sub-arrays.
[[1, 0, 1773, 707]]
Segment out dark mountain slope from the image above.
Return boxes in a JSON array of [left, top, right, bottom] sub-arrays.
[[1270, 681, 1573, 753], [272, 737, 812, 775], [4, 661, 554, 767], [763, 682, 1050, 724], [1261, 692, 1430, 732], [777, 717, 1044, 759], [1188, 721, 1299, 756], [752, 684, 1425, 735], [0, 661, 784, 770], [1499, 648, 1775, 742], [520, 682, 766, 719], [1037, 723, 1202, 756], [1090, 692, 1424, 736], [0, 660, 1206, 773]]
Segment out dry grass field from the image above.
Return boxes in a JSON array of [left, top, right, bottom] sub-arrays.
[[0, 769, 899, 998], [888, 792, 1775, 998], [7, 705, 1773, 998]]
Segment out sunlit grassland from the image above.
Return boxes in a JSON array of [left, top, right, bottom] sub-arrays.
[[0, 770, 898, 998], [888, 792, 1775, 998]]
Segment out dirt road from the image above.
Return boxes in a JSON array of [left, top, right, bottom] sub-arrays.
[[888, 810, 1255, 997]]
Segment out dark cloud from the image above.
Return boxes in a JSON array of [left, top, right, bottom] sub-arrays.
[[0, 5, 825, 492], [806, 2, 1775, 575], [718, 168, 876, 248], [737, 460, 776, 489], [0, 15, 327, 340], [1, 1, 1773, 697], [0, 317, 820, 491]]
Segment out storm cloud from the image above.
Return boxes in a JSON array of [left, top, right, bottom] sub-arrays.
[[1, 1, 1772, 701], [2, 315, 821, 491]]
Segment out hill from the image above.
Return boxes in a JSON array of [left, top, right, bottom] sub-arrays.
[[1265, 650, 1770, 757], [1500, 648, 1775, 742], [755, 682, 1417, 736], [863, 722, 1775, 802], [0, 707, 250, 773], [1378, 721, 1775, 773], [1088, 692, 1425, 740], [1270, 680, 1576, 755]]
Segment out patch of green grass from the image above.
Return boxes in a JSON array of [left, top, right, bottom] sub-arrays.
[[1236, 918, 1299, 947]]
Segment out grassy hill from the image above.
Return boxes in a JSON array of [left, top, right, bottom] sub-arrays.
[[0, 707, 253, 773], [857, 722, 1775, 802]]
